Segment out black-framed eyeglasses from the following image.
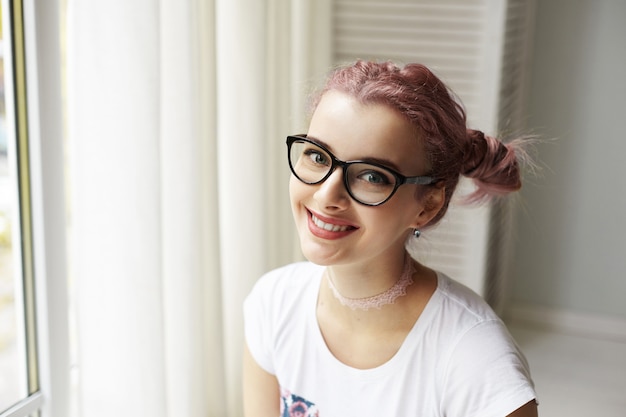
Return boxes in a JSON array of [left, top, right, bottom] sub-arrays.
[[286, 135, 437, 206]]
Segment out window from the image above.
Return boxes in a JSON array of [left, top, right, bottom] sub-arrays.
[[0, 0, 43, 415]]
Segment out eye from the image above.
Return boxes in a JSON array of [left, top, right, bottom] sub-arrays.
[[357, 169, 393, 185], [303, 148, 330, 166]]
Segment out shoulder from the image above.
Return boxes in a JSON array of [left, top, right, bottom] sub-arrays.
[[245, 261, 324, 316], [424, 272, 516, 361], [243, 262, 324, 374], [434, 271, 502, 328], [430, 272, 532, 382], [249, 261, 323, 297], [431, 273, 536, 416]]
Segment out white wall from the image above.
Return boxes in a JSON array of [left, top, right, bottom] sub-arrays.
[[511, 0, 626, 318]]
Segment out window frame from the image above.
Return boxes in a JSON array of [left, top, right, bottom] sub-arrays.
[[0, 0, 70, 416], [0, 0, 41, 414]]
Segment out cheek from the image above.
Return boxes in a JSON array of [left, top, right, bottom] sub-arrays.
[[379, 191, 425, 229], [288, 175, 299, 201], [289, 176, 306, 211], [289, 177, 313, 236]]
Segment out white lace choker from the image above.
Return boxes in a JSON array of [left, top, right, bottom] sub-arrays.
[[326, 255, 416, 311]]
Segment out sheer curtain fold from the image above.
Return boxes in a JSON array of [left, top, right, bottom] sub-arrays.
[[159, 1, 211, 415], [215, 2, 269, 410], [68, 0, 328, 415], [68, 1, 167, 416]]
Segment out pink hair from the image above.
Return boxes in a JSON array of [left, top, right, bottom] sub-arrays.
[[311, 60, 524, 226]]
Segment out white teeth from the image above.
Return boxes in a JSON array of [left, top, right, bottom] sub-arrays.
[[312, 214, 351, 232]]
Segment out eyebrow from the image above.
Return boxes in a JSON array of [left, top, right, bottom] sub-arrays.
[[305, 134, 405, 173]]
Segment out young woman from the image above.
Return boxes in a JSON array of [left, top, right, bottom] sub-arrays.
[[243, 61, 538, 417]]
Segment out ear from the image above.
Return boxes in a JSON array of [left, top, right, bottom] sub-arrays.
[[411, 183, 446, 229]]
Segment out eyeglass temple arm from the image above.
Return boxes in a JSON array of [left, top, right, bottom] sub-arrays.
[[404, 176, 436, 185]]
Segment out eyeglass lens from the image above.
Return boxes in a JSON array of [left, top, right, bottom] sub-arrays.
[[288, 139, 398, 205]]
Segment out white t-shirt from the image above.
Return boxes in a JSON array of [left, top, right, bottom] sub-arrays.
[[244, 261, 536, 417]]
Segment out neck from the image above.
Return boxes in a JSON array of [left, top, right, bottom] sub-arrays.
[[325, 252, 415, 311]]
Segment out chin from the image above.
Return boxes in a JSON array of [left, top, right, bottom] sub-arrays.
[[296, 235, 343, 266]]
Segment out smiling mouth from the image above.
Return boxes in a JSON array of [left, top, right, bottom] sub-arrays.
[[310, 212, 356, 232]]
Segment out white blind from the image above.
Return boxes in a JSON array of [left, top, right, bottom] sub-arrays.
[[331, 0, 535, 295], [333, 0, 497, 126]]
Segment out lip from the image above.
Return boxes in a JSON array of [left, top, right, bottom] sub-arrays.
[[306, 209, 358, 239]]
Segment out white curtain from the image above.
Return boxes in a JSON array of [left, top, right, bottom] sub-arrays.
[[66, 0, 330, 416]]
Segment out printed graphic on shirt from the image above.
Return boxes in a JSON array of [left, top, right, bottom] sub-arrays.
[[280, 387, 319, 417]]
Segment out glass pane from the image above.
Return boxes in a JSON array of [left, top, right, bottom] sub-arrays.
[[0, 0, 30, 412]]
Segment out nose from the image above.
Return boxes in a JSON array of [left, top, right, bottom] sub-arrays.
[[313, 167, 350, 210]]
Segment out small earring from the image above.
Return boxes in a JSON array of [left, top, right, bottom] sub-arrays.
[[413, 229, 421, 238]]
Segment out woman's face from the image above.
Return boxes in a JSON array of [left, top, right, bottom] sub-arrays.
[[289, 90, 440, 267]]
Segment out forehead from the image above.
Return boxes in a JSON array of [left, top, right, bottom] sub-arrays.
[[307, 91, 428, 173]]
